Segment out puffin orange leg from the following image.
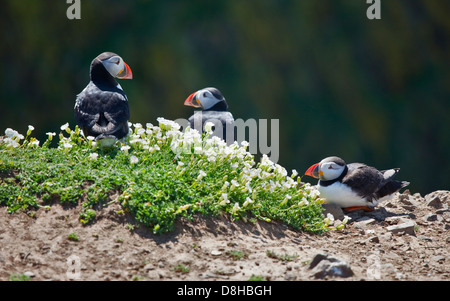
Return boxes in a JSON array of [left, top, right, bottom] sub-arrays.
[[343, 206, 374, 212]]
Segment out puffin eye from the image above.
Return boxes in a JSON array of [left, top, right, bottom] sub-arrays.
[[115, 59, 120, 65], [203, 92, 208, 98]]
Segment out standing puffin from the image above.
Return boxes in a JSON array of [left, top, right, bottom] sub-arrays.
[[184, 87, 235, 143], [74, 52, 133, 147], [304, 156, 409, 212]]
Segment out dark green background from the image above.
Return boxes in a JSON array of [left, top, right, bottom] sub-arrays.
[[1, 0, 449, 194]]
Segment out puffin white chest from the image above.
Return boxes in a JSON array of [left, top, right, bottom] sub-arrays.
[[318, 182, 370, 208]]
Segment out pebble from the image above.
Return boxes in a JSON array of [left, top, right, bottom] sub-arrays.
[[424, 214, 437, 222], [24, 271, 35, 278], [308, 252, 353, 279], [386, 221, 416, 236], [211, 250, 222, 256]]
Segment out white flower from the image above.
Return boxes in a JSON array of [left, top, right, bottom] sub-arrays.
[[298, 197, 309, 206], [130, 155, 139, 164], [243, 197, 254, 207], [157, 117, 181, 131], [5, 128, 16, 138], [120, 145, 131, 154], [86, 136, 95, 141], [89, 153, 99, 161], [5, 128, 23, 139], [30, 139, 40, 147], [27, 125, 35, 136], [291, 169, 298, 177], [204, 122, 214, 133], [197, 170, 207, 180], [60, 123, 69, 131], [231, 202, 241, 214], [3, 138, 19, 148], [63, 142, 72, 149], [324, 213, 335, 226]]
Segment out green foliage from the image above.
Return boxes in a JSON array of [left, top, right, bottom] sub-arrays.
[[9, 273, 31, 281], [0, 121, 327, 234], [67, 232, 79, 242]]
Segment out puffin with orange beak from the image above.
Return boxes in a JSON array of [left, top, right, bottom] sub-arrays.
[[305, 156, 409, 212], [184, 87, 235, 143], [74, 52, 133, 147]]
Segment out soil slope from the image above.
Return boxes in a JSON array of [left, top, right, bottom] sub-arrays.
[[0, 190, 448, 281]]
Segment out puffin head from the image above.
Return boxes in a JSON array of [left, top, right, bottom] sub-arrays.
[[184, 87, 227, 111], [305, 156, 347, 181], [93, 52, 133, 80]]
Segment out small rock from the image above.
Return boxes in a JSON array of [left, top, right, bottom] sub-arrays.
[[424, 191, 450, 209], [425, 196, 443, 209], [308, 252, 353, 279], [431, 256, 445, 263], [354, 218, 376, 229], [143, 263, 155, 271], [322, 203, 345, 220], [386, 220, 416, 235], [24, 271, 35, 278], [367, 235, 380, 243], [424, 214, 438, 222], [284, 272, 297, 281], [211, 250, 222, 256]]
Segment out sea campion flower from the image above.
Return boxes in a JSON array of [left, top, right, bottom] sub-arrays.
[[204, 121, 214, 134], [197, 170, 207, 181], [120, 145, 131, 154], [60, 123, 70, 134], [130, 155, 139, 164], [89, 153, 99, 161], [27, 125, 35, 136], [30, 139, 40, 148], [5, 128, 16, 138], [46, 132, 56, 141]]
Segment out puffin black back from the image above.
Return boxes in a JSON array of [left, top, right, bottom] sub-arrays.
[[74, 52, 133, 144]]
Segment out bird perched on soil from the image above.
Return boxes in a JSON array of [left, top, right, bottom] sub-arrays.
[[184, 87, 235, 143], [304, 156, 409, 212], [74, 52, 133, 147]]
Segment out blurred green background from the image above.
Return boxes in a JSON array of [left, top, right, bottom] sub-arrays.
[[1, 0, 449, 194]]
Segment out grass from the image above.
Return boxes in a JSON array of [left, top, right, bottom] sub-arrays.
[[0, 120, 327, 234]]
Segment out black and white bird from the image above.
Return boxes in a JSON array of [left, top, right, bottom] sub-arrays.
[[304, 156, 409, 212], [74, 52, 133, 147], [184, 87, 235, 143]]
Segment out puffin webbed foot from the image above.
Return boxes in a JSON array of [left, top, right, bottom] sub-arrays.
[[343, 206, 374, 212]]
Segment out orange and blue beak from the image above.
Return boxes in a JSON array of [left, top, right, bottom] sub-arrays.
[[184, 91, 202, 108], [117, 61, 133, 79], [305, 163, 320, 179]]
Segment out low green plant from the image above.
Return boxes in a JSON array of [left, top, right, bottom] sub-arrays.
[[9, 273, 31, 281], [0, 120, 327, 234], [67, 232, 79, 241], [172, 264, 190, 273], [227, 250, 248, 260]]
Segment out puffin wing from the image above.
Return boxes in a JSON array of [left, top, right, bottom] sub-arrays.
[[341, 163, 386, 200], [189, 111, 234, 142], [74, 82, 130, 139]]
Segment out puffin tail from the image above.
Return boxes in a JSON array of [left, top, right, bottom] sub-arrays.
[[376, 180, 410, 199]]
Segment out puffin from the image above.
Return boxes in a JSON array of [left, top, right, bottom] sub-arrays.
[[184, 87, 235, 143], [74, 52, 133, 147], [304, 156, 410, 212]]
